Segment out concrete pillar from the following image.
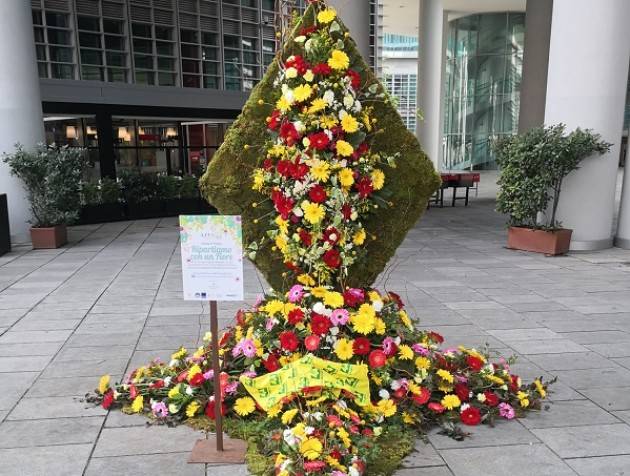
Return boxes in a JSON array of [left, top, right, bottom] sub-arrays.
[[543, 0, 630, 251], [518, 0, 553, 133], [416, 0, 446, 170], [616, 136, 630, 248], [327, 0, 371, 61], [0, 1, 45, 243]]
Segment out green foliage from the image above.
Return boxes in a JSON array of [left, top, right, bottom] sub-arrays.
[[201, 4, 440, 291], [3, 144, 89, 227], [118, 170, 159, 203], [179, 175, 199, 199], [494, 124, 611, 229], [81, 177, 122, 205], [156, 174, 180, 200]]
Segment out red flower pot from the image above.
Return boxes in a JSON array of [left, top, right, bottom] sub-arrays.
[[30, 225, 67, 249], [507, 226, 572, 256]]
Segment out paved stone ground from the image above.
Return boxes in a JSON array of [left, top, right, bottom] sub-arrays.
[[1, 192, 630, 475]]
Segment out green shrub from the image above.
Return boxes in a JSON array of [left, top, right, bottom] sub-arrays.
[[118, 169, 158, 203], [3, 144, 89, 227], [179, 175, 198, 199], [493, 124, 611, 229], [100, 177, 122, 204], [81, 181, 100, 206], [156, 174, 179, 200]]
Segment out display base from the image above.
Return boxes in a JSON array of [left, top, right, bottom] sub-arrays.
[[188, 436, 247, 464]]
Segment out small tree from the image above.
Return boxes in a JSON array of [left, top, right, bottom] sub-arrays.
[[3, 144, 89, 227], [493, 124, 610, 230]]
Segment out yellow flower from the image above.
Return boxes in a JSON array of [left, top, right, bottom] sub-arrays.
[[335, 140, 354, 157], [415, 356, 431, 370], [188, 364, 202, 379], [437, 368, 454, 383], [309, 98, 327, 114], [293, 84, 313, 102], [317, 8, 337, 24], [371, 169, 385, 190], [171, 347, 187, 360], [337, 427, 351, 448], [186, 400, 200, 417], [98, 375, 110, 394], [357, 303, 376, 320], [267, 403, 283, 419], [399, 310, 413, 330], [310, 286, 328, 298], [282, 408, 299, 425], [534, 379, 546, 398], [275, 215, 289, 235], [485, 374, 505, 385], [234, 397, 256, 416], [131, 395, 144, 413], [341, 114, 359, 133], [351, 312, 375, 335], [352, 228, 366, 245], [520, 398, 530, 408], [264, 299, 285, 316], [441, 394, 461, 410], [402, 412, 415, 424], [324, 291, 344, 308], [269, 144, 286, 157], [377, 398, 397, 417], [275, 235, 288, 253], [276, 96, 292, 112], [338, 168, 354, 187], [297, 273, 315, 286], [335, 338, 354, 360], [168, 385, 180, 399], [310, 160, 331, 182], [398, 344, 414, 360], [321, 116, 338, 129], [300, 437, 323, 460], [328, 49, 350, 71], [252, 168, 265, 191], [303, 69, 314, 82], [301, 201, 325, 224], [374, 318, 386, 335]]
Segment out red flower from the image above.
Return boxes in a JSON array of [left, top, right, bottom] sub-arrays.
[[343, 288, 365, 307], [285, 54, 309, 74], [298, 229, 312, 246], [262, 158, 274, 170], [341, 204, 353, 220], [279, 331, 300, 352], [189, 373, 205, 387], [346, 69, 361, 89], [129, 384, 138, 400], [460, 406, 482, 426], [150, 379, 164, 390], [510, 374, 520, 392], [428, 331, 444, 344], [466, 355, 484, 372], [276, 159, 292, 177], [303, 461, 326, 472], [322, 227, 340, 245], [412, 387, 431, 406], [455, 383, 470, 402], [368, 349, 387, 368], [311, 313, 331, 335], [428, 402, 445, 413], [353, 337, 371, 355], [300, 25, 317, 36], [308, 184, 327, 203], [290, 161, 309, 180], [263, 354, 280, 372], [312, 62, 332, 76], [287, 307, 305, 325], [205, 397, 227, 420], [355, 175, 374, 198], [308, 131, 330, 150], [305, 334, 321, 351], [279, 121, 300, 146], [387, 291, 404, 309], [102, 390, 114, 409], [393, 387, 407, 399], [323, 249, 341, 268], [484, 391, 499, 407], [271, 190, 294, 220], [351, 142, 369, 161], [267, 109, 281, 130]]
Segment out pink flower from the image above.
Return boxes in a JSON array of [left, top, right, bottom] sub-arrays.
[[331, 471, 348, 476], [265, 318, 276, 331], [241, 339, 257, 358], [330, 308, 350, 326], [288, 284, 305, 303], [382, 337, 398, 356], [242, 370, 257, 378], [224, 381, 239, 395], [499, 402, 515, 419], [254, 294, 264, 308], [151, 401, 168, 418], [412, 344, 430, 356], [203, 370, 214, 380], [304, 461, 326, 472]]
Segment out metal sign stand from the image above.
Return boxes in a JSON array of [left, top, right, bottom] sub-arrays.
[[188, 301, 247, 464]]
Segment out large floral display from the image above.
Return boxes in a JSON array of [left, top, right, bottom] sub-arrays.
[[94, 2, 549, 475]]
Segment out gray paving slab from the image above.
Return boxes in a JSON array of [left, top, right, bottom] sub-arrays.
[[86, 452, 205, 476], [566, 455, 630, 476], [0, 416, 103, 448], [0, 443, 93, 476], [532, 423, 630, 458], [92, 425, 203, 457], [520, 399, 621, 429], [7, 395, 107, 420], [579, 386, 630, 411], [428, 420, 539, 450]]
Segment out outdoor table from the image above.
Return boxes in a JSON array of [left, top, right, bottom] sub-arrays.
[[430, 171, 481, 207]]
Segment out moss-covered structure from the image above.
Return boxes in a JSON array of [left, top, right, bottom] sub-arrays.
[[201, 5, 440, 291]]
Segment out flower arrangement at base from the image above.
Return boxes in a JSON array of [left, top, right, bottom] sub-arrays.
[[90, 2, 551, 474]]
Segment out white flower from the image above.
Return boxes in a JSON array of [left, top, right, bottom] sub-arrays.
[[164, 377, 172, 386], [476, 393, 486, 403], [373, 300, 383, 312], [343, 95, 354, 109], [312, 302, 327, 314], [283, 429, 298, 447], [338, 109, 348, 120], [293, 120, 305, 132], [353, 100, 362, 112], [185, 385, 194, 396], [460, 403, 470, 411], [294, 35, 306, 43], [302, 137, 311, 148], [305, 38, 315, 52], [285, 67, 298, 79], [378, 389, 390, 400], [293, 207, 304, 217], [305, 425, 315, 435], [350, 211, 358, 220], [168, 359, 178, 367], [330, 326, 339, 336], [324, 129, 333, 140], [349, 468, 361, 476], [312, 412, 323, 421], [323, 90, 335, 105]]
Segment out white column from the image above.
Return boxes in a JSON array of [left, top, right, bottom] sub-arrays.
[[616, 148, 630, 248], [0, 0, 45, 243], [416, 0, 446, 170], [544, 0, 630, 251], [327, 0, 371, 61]]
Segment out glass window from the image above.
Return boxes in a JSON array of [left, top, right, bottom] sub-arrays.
[[202, 32, 218, 45], [223, 35, 240, 49], [135, 70, 155, 85], [81, 49, 102, 65], [203, 76, 220, 89], [46, 12, 68, 28], [32, 11, 43, 25], [105, 35, 125, 51], [133, 39, 153, 54], [157, 57, 175, 70], [107, 68, 127, 83], [104, 19, 124, 35], [79, 32, 102, 48], [48, 29, 72, 45], [33, 27, 45, 43], [155, 26, 173, 40], [51, 63, 74, 79], [81, 65, 104, 81], [225, 77, 241, 90], [203, 62, 219, 75], [182, 59, 200, 73], [134, 54, 153, 70], [132, 23, 152, 38], [156, 41, 174, 56], [158, 72, 176, 86], [78, 16, 100, 31], [202, 47, 219, 61], [181, 44, 199, 58], [106, 52, 125, 67], [180, 29, 198, 44], [48, 46, 73, 63], [183, 75, 201, 88]]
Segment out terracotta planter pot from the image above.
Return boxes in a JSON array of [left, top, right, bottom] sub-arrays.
[[30, 225, 68, 249], [507, 226, 572, 255]]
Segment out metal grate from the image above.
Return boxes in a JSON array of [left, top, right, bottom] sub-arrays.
[[179, 13, 198, 28], [153, 8, 175, 24], [153, 0, 173, 7], [130, 5, 152, 21], [199, 1, 217, 16], [222, 5, 239, 19], [242, 8, 258, 23], [31, 0, 43, 8], [242, 23, 257, 37], [44, 0, 70, 11], [199, 16, 218, 31], [102, 1, 126, 18], [178, 0, 197, 13]]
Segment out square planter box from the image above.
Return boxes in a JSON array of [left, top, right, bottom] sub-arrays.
[[30, 225, 67, 249], [78, 203, 126, 224], [126, 200, 166, 220], [507, 226, 572, 255]]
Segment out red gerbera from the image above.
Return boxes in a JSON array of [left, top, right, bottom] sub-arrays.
[[322, 227, 340, 245], [484, 391, 499, 407], [298, 229, 312, 247], [355, 175, 374, 198], [312, 62, 332, 76], [428, 331, 445, 344], [304, 334, 321, 351], [412, 387, 431, 405], [285, 54, 308, 74], [368, 349, 387, 368], [267, 109, 281, 130], [466, 355, 484, 372], [323, 248, 341, 268], [279, 330, 300, 352], [263, 354, 280, 372], [343, 288, 365, 307], [262, 158, 274, 170], [455, 382, 470, 402], [290, 160, 309, 180], [428, 402, 445, 413], [308, 184, 327, 203], [276, 159, 292, 177], [460, 406, 482, 426], [353, 337, 371, 355], [205, 397, 227, 420], [102, 390, 114, 409], [271, 190, 294, 220], [287, 307, 305, 325], [189, 372, 205, 387], [341, 204, 353, 220], [279, 121, 300, 146], [311, 313, 331, 335], [346, 69, 361, 89], [308, 131, 330, 150]]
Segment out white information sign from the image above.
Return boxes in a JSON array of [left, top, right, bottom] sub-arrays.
[[179, 215, 244, 301]]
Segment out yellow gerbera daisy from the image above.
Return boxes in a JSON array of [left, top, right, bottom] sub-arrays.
[[437, 368, 454, 383], [441, 394, 461, 410], [374, 317, 386, 335], [338, 168, 354, 187], [186, 400, 200, 417], [399, 310, 413, 329], [377, 398, 397, 417], [234, 397, 256, 416], [98, 374, 110, 394], [317, 8, 337, 24], [336, 140, 354, 157], [281, 408, 299, 425], [310, 160, 331, 182], [415, 356, 431, 370], [321, 116, 338, 129], [341, 114, 359, 133], [324, 291, 344, 308], [352, 228, 366, 245], [351, 312, 375, 335], [335, 338, 354, 360], [131, 395, 144, 413], [300, 437, 323, 460], [276, 95, 292, 112], [301, 201, 325, 224], [328, 50, 350, 71], [293, 84, 313, 102], [309, 98, 327, 114], [264, 299, 285, 316], [398, 344, 414, 360], [371, 169, 385, 190]]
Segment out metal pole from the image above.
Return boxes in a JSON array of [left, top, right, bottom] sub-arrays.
[[210, 300, 224, 451]]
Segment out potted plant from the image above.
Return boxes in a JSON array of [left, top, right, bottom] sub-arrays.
[[79, 177, 125, 224], [119, 170, 164, 219], [3, 144, 88, 249], [494, 124, 610, 255]]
